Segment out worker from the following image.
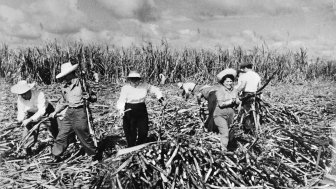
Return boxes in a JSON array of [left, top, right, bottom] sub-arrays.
[[235, 62, 262, 134], [49, 61, 98, 162], [177, 81, 198, 100], [214, 68, 240, 151], [236, 62, 261, 96], [159, 73, 167, 85], [116, 70, 165, 147], [11, 80, 58, 155]]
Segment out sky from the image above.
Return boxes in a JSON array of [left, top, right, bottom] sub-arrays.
[[0, 0, 335, 59]]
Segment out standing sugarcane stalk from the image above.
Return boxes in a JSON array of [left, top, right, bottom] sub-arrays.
[[78, 48, 97, 147], [251, 97, 261, 135]]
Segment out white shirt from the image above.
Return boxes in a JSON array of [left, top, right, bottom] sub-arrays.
[[182, 82, 197, 94], [17, 90, 49, 122], [237, 70, 261, 92], [116, 83, 163, 112]]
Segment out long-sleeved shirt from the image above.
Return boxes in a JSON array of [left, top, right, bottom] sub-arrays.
[[56, 78, 87, 119], [237, 70, 261, 93], [17, 89, 49, 122], [116, 83, 163, 112], [61, 78, 84, 108], [214, 86, 238, 117], [181, 82, 197, 95]]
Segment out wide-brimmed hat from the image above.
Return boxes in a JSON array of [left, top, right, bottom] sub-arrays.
[[240, 62, 253, 69], [11, 80, 35, 94], [216, 68, 237, 82], [127, 71, 141, 78], [56, 62, 79, 79]]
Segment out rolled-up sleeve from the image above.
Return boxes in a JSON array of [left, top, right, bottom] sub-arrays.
[[236, 75, 248, 92], [116, 86, 127, 112], [217, 90, 233, 108], [30, 92, 47, 122], [234, 77, 242, 90], [17, 98, 25, 122], [55, 89, 68, 111], [149, 85, 163, 100]]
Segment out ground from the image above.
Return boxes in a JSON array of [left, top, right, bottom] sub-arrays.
[[0, 78, 336, 188]]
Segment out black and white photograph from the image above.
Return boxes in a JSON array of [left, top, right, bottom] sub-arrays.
[[0, 0, 335, 188]]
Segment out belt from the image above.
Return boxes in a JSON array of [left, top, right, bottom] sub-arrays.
[[243, 91, 256, 94], [68, 105, 84, 109]]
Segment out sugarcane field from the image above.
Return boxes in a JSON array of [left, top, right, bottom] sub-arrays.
[[0, 41, 335, 189], [2, 1, 336, 189]]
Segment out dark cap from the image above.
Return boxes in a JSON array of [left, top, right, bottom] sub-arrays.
[[240, 62, 253, 69]]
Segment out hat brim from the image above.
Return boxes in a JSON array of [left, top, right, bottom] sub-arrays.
[[56, 64, 79, 79], [217, 69, 237, 82], [11, 83, 35, 94]]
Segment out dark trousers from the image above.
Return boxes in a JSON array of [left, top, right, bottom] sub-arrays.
[[52, 107, 96, 157], [123, 103, 148, 147], [241, 92, 256, 110], [241, 92, 258, 131], [23, 103, 58, 149], [205, 91, 217, 132]]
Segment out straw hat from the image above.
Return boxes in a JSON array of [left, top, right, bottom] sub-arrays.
[[216, 68, 237, 82], [56, 62, 79, 79], [127, 71, 141, 78], [11, 80, 35, 94]]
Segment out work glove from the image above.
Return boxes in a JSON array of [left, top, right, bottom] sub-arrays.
[[234, 98, 241, 105], [231, 98, 241, 106], [21, 118, 32, 127], [49, 112, 57, 118]]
